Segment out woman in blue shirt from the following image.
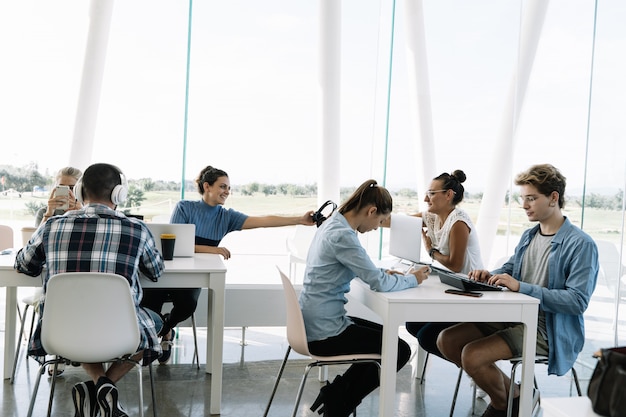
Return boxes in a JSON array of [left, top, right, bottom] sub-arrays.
[[141, 165, 315, 363], [300, 179, 431, 417]]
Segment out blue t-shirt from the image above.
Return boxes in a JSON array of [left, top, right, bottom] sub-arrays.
[[170, 200, 248, 247]]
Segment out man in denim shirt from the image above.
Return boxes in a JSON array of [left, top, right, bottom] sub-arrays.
[[437, 164, 599, 417]]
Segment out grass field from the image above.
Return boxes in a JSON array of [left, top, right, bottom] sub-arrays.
[[2, 190, 624, 245]]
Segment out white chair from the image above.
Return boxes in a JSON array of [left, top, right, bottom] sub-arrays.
[[595, 240, 626, 299], [263, 268, 381, 417], [11, 287, 43, 383], [449, 356, 581, 417], [11, 226, 45, 383], [285, 225, 316, 282], [0, 224, 13, 250], [26, 272, 157, 417]]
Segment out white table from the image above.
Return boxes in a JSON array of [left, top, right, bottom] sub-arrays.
[[347, 275, 540, 417], [1, 253, 227, 415], [542, 397, 601, 417]]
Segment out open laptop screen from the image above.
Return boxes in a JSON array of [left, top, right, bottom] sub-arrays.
[[389, 214, 423, 265], [145, 223, 196, 258]]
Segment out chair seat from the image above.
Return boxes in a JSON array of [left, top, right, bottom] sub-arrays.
[[22, 288, 43, 305], [310, 353, 382, 362]]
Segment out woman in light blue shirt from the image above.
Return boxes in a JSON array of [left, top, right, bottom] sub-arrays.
[[300, 179, 431, 417]]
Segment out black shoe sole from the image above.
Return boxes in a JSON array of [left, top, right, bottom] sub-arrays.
[[97, 384, 128, 417]]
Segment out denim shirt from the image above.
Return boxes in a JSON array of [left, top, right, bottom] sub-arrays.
[[493, 217, 598, 376], [299, 212, 418, 342]]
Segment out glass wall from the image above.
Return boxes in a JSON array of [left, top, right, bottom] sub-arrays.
[[1, 0, 624, 370]]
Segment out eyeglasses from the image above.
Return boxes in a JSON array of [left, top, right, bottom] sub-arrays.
[[425, 189, 448, 198], [517, 194, 540, 205]]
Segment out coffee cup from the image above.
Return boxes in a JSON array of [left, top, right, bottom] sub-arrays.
[[160, 233, 176, 260]]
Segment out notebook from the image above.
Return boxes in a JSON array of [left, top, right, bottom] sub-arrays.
[[146, 223, 196, 258], [435, 266, 503, 292], [388, 214, 424, 273]]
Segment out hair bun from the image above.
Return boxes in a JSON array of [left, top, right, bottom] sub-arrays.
[[451, 170, 466, 184]]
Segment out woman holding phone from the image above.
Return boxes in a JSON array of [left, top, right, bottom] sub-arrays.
[[35, 166, 83, 226]]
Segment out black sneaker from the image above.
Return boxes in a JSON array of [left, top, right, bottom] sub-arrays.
[[72, 381, 99, 417], [158, 328, 175, 364], [96, 378, 128, 417]]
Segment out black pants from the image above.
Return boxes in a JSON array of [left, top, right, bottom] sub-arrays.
[[141, 288, 201, 336], [308, 316, 411, 405], [405, 322, 457, 359]]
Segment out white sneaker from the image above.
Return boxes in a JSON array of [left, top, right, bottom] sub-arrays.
[[470, 378, 488, 399]]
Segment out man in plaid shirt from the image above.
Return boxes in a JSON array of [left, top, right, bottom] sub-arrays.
[[15, 163, 164, 417]]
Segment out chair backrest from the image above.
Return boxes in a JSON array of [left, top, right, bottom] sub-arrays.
[[0, 224, 14, 250], [286, 225, 317, 262], [595, 240, 625, 292], [20, 226, 37, 247], [41, 272, 141, 363], [278, 267, 311, 356]]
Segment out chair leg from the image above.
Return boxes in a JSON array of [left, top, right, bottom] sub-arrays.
[[190, 313, 200, 369], [571, 367, 582, 396], [149, 362, 158, 417], [27, 357, 59, 417], [419, 351, 430, 385], [291, 363, 316, 417], [449, 367, 464, 417], [263, 346, 291, 417], [11, 304, 31, 383], [136, 363, 144, 417], [507, 361, 540, 417]]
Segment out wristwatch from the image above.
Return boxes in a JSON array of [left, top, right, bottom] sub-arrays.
[[429, 247, 439, 259]]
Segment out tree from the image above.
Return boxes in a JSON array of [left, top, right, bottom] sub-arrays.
[[122, 186, 146, 210]]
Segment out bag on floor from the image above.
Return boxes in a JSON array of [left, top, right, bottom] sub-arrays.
[[587, 346, 626, 417]]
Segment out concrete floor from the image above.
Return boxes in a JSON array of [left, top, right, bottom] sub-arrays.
[[2, 326, 589, 417]]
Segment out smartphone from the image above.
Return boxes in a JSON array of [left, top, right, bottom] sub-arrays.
[[55, 185, 70, 211], [445, 288, 483, 297]]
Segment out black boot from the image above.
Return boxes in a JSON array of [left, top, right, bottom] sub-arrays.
[[310, 375, 358, 417]]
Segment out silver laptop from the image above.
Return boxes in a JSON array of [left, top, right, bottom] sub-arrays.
[[146, 223, 196, 258], [388, 214, 424, 273]]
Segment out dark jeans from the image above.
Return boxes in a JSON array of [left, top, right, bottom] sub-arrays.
[[141, 288, 201, 336], [308, 316, 411, 405], [405, 322, 457, 359]]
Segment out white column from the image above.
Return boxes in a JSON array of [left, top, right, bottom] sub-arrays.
[[317, 0, 341, 206], [476, 0, 549, 262], [403, 0, 436, 198], [69, 0, 115, 169]]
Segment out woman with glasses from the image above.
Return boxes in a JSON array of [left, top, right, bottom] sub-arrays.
[[35, 166, 83, 226], [405, 170, 484, 369], [300, 179, 430, 417]]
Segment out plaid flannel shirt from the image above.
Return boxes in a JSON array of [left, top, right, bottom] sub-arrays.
[[15, 203, 165, 364]]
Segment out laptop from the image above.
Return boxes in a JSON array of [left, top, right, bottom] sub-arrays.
[[146, 223, 196, 258], [388, 214, 424, 273], [435, 266, 503, 292]]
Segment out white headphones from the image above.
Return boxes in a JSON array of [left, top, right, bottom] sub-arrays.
[[74, 164, 128, 206]]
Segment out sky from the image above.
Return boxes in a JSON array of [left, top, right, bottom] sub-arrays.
[[2, 0, 625, 194]]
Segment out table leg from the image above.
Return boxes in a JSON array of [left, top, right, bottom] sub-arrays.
[[3, 287, 18, 379], [208, 274, 225, 415], [378, 316, 400, 417], [518, 305, 538, 417]]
